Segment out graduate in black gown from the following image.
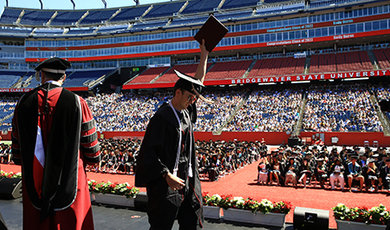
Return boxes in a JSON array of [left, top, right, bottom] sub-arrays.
[[135, 40, 209, 230]]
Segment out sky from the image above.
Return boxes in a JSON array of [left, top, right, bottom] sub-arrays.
[[0, 0, 170, 10]]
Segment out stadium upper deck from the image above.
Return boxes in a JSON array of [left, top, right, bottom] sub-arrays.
[[0, 0, 389, 91]]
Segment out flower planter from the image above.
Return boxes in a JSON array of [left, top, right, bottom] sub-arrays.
[[223, 208, 286, 228], [203, 206, 221, 220], [93, 193, 135, 208], [336, 220, 386, 230]]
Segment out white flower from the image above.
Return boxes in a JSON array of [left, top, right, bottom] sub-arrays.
[[213, 194, 222, 200], [260, 199, 274, 208], [233, 197, 245, 205]]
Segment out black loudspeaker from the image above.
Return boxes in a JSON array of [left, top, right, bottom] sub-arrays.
[[208, 168, 218, 181], [0, 178, 22, 199], [0, 211, 7, 230], [288, 136, 300, 147], [293, 207, 329, 230]]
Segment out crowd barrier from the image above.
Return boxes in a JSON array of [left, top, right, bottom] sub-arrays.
[[1, 131, 389, 147], [99, 131, 389, 147]]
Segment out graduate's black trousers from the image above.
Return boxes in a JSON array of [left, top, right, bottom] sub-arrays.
[[147, 178, 201, 230]]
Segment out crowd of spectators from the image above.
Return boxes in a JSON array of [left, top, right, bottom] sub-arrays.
[[195, 89, 244, 132], [85, 88, 249, 132], [0, 96, 18, 130], [86, 137, 266, 181], [303, 85, 383, 132], [376, 86, 390, 121], [256, 144, 390, 193], [87, 138, 140, 174], [0, 83, 389, 134], [85, 92, 169, 132], [196, 140, 266, 181], [376, 87, 390, 101], [225, 89, 302, 132], [2, 133, 390, 192]]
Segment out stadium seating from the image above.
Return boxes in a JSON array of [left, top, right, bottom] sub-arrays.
[[20, 9, 54, 26], [155, 63, 211, 83], [303, 85, 383, 132], [221, 0, 259, 10], [110, 6, 149, 22], [206, 60, 252, 80], [336, 51, 372, 72], [256, 2, 304, 15], [0, 97, 17, 131], [144, 2, 185, 18], [80, 9, 117, 25], [62, 69, 114, 88], [225, 89, 302, 132], [373, 48, 390, 70], [0, 75, 19, 88], [248, 57, 305, 77], [0, 71, 26, 87], [181, 0, 222, 15], [127, 67, 170, 84], [50, 10, 86, 26], [19, 72, 39, 88], [310, 51, 373, 73], [0, 8, 22, 24], [309, 53, 337, 73], [195, 89, 244, 131]]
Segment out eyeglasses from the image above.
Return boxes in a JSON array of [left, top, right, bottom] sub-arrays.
[[182, 90, 197, 103]]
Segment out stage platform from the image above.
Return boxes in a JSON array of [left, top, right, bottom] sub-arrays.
[[0, 199, 293, 230], [2, 160, 390, 229]]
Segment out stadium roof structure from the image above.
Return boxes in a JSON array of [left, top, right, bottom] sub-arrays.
[[0, 0, 381, 38], [0, 0, 316, 37]]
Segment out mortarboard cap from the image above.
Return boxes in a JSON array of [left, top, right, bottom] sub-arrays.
[[35, 57, 71, 74], [174, 70, 212, 103], [194, 15, 228, 52]]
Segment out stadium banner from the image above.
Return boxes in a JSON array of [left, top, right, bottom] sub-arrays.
[[0, 88, 32, 93], [0, 87, 88, 93], [123, 70, 389, 89], [230, 69, 390, 85], [25, 13, 390, 52]]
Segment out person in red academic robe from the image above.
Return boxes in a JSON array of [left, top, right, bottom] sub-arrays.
[[11, 57, 100, 230]]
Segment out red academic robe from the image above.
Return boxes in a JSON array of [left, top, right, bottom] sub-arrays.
[[12, 83, 100, 230]]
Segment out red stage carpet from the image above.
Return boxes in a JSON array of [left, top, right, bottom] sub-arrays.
[[2, 162, 389, 229]]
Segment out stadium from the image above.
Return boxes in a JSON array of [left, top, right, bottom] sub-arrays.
[[0, 0, 390, 229]]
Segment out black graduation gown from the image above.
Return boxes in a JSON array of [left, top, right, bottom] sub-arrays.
[[135, 102, 203, 227]]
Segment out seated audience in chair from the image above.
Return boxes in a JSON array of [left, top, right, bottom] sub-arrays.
[[347, 155, 365, 192], [329, 158, 345, 191], [363, 158, 379, 192]]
